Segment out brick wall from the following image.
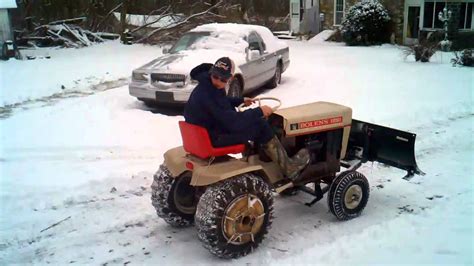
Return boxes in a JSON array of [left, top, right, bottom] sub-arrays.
[[380, 0, 405, 44], [319, 0, 335, 29]]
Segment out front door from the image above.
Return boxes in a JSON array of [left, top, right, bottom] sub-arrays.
[[290, 0, 301, 33], [404, 0, 422, 45]]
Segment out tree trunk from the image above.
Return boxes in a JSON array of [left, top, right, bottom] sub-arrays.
[[24, 0, 34, 31], [120, 0, 129, 38]]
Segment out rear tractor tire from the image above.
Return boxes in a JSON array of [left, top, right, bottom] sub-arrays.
[[151, 165, 197, 227], [327, 171, 370, 221], [195, 174, 274, 259]]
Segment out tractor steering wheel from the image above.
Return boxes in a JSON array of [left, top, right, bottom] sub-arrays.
[[237, 97, 282, 112]]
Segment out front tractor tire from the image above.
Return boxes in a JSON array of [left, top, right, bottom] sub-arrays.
[[327, 171, 370, 221], [151, 165, 197, 227], [195, 174, 274, 259]]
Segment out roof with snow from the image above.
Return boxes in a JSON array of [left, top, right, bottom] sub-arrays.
[[0, 0, 17, 9]]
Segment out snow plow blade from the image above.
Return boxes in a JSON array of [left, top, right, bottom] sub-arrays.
[[347, 119, 424, 179]]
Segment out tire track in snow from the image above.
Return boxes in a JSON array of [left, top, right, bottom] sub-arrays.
[[0, 78, 129, 119]]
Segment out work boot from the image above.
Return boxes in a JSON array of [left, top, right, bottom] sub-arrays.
[[263, 136, 310, 180]]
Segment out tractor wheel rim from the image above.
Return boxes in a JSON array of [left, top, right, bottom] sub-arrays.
[[173, 175, 196, 214], [222, 194, 265, 245], [344, 184, 363, 210]]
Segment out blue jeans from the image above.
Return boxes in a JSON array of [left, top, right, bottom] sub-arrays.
[[211, 118, 274, 147]]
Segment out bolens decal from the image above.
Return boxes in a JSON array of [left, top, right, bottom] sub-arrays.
[[290, 116, 343, 131]]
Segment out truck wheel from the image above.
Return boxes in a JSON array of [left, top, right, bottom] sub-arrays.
[[267, 63, 282, 89], [2, 43, 9, 61], [195, 174, 274, 259], [151, 165, 196, 227], [227, 78, 242, 98], [327, 171, 370, 221]]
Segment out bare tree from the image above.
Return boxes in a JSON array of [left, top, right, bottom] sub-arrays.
[[135, 0, 234, 44], [120, 0, 129, 37]]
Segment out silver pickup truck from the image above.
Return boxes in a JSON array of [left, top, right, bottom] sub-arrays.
[[129, 23, 290, 105]]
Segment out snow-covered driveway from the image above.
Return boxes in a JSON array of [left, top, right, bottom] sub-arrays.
[[1, 40, 472, 264]]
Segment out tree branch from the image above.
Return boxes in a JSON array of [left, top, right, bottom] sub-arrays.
[[136, 0, 226, 43], [94, 3, 123, 32], [130, 5, 172, 34]]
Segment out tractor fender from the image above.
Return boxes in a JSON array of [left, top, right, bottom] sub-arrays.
[[191, 160, 264, 186], [163, 146, 270, 187], [163, 146, 189, 177]]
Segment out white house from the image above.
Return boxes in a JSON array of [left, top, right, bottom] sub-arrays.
[[0, 0, 17, 58], [403, 0, 474, 45], [290, 0, 320, 34]]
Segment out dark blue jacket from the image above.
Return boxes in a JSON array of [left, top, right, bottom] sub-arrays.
[[184, 63, 264, 142]]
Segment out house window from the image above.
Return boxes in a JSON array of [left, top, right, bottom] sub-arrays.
[[423, 1, 447, 29], [459, 2, 473, 29], [335, 0, 345, 25]]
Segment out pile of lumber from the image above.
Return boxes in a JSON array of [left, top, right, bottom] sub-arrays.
[[18, 17, 119, 48]]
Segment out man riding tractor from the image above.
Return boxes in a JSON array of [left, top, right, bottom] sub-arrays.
[[150, 57, 423, 259], [184, 57, 310, 180]]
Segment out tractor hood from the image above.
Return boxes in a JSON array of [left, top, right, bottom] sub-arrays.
[[274, 102, 352, 137]]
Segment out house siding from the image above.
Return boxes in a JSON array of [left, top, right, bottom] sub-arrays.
[[320, 0, 336, 28], [0, 9, 12, 43]]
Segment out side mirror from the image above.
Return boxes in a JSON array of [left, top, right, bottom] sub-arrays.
[[162, 47, 170, 54], [249, 50, 260, 60]]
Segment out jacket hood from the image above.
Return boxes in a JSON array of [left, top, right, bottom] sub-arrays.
[[190, 63, 213, 83]]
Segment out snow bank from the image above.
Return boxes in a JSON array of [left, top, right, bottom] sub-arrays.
[[309, 30, 334, 43], [0, 41, 163, 106]]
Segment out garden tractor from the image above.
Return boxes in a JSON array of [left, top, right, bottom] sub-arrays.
[[151, 98, 423, 259]]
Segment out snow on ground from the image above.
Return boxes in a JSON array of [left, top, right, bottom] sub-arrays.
[[0, 39, 473, 265], [308, 30, 335, 44], [0, 40, 163, 107]]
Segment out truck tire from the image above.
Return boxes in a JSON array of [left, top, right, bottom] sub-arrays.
[[327, 171, 370, 221], [267, 63, 282, 89], [195, 174, 274, 259], [2, 43, 9, 61], [227, 78, 242, 98], [151, 165, 196, 227]]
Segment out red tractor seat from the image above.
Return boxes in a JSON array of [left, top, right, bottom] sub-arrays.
[[178, 121, 245, 159]]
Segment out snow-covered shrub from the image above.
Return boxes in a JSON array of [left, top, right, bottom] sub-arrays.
[[327, 28, 343, 42], [439, 40, 452, 52], [403, 40, 438, 63], [451, 49, 474, 67], [341, 0, 391, 46], [402, 32, 441, 62]]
